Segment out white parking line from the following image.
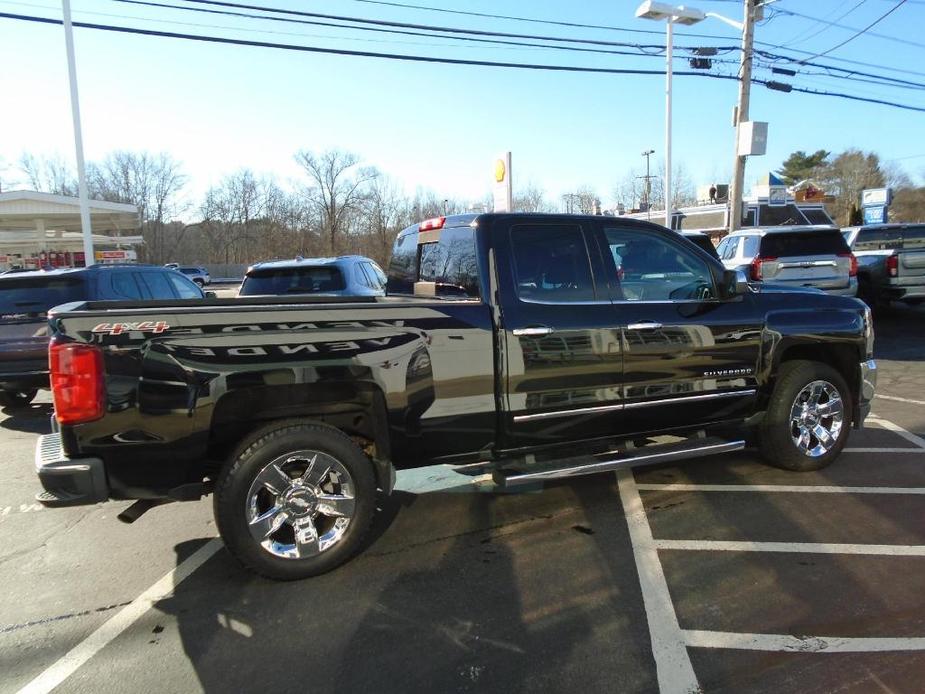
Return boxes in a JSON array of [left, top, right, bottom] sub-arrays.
[[616, 469, 700, 694], [867, 417, 925, 449], [636, 483, 925, 494], [654, 539, 925, 556], [17, 538, 222, 694], [843, 447, 925, 453], [683, 630, 925, 652], [876, 394, 925, 407]]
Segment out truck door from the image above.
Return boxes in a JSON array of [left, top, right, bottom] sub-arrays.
[[494, 218, 624, 449], [594, 224, 762, 435]]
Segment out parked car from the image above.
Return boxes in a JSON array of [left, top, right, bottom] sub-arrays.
[[842, 223, 925, 308], [34, 214, 875, 580], [681, 231, 720, 260], [175, 266, 211, 286], [716, 226, 857, 296], [238, 256, 387, 297], [0, 264, 205, 408]]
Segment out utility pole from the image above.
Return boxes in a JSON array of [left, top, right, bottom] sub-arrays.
[[638, 149, 656, 220], [728, 0, 758, 234]]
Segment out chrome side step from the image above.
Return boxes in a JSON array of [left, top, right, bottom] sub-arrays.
[[493, 438, 745, 487]]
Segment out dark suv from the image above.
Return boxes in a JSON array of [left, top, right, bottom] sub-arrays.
[[0, 264, 205, 408]]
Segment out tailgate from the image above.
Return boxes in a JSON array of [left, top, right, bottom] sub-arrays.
[[762, 254, 851, 290], [899, 249, 925, 276], [0, 316, 49, 374]]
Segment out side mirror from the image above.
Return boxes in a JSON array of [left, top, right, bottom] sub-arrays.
[[204, 291, 217, 299], [720, 269, 749, 299]]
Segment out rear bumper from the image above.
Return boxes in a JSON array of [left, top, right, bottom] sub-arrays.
[[825, 279, 858, 297], [35, 433, 108, 507], [857, 359, 877, 427]]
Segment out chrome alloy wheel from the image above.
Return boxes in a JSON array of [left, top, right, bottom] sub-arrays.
[[789, 380, 844, 458], [245, 450, 356, 559]]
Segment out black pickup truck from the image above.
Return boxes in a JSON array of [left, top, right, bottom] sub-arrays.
[[35, 214, 876, 580]]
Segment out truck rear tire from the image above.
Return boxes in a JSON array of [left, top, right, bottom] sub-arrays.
[[758, 360, 851, 472], [214, 419, 376, 580]]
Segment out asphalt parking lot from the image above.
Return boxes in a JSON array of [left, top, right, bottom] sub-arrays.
[[2, 304, 924, 694]]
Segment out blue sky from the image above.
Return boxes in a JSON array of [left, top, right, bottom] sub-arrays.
[[1, 0, 924, 211]]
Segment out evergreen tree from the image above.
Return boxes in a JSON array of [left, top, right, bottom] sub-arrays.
[[776, 150, 830, 186]]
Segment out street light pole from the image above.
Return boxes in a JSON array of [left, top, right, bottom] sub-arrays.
[[664, 20, 673, 228], [61, 0, 94, 266], [728, 0, 758, 233]]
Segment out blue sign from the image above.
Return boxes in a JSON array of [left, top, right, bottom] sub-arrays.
[[863, 205, 887, 225]]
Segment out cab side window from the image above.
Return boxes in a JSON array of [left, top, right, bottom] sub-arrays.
[[510, 224, 596, 302], [604, 228, 716, 302]]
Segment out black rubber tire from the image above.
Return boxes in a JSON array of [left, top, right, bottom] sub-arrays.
[[214, 419, 376, 581], [194, 278, 205, 287], [0, 389, 37, 409], [758, 360, 852, 472]]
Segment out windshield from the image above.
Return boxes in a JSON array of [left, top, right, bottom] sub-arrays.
[[0, 275, 87, 317], [239, 266, 347, 295]]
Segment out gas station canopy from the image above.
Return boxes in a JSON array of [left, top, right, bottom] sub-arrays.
[[0, 190, 143, 268]]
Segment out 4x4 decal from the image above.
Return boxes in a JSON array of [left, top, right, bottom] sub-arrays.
[[91, 321, 169, 335]]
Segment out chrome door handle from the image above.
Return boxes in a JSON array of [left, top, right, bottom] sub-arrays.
[[627, 321, 663, 331], [513, 326, 554, 337]]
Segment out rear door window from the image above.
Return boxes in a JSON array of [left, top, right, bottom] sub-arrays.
[[759, 231, 848, 257], [139, 271, 178, 299], [510, 224, 596, 302], [0, 275, 87, 316], [240, 266, 347, 296], [111, 272, 144, 300]]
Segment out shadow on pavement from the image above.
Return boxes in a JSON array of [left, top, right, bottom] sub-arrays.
[[0, 403, 53, 434], [872, 302, 925, 361], [155, 477, 657, 693]]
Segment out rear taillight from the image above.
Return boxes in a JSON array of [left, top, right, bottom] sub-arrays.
[[49, 339, 105, 425], [749, 255, 776, 281], [886, 254, 899, 277], [839, 252, 858, 277]]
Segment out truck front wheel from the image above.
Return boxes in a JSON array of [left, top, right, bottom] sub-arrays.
[[758, 360, 852, 472], [214, 419, 376, 580]]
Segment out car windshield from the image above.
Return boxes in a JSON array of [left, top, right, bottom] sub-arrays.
[[760, 230, 848, 257], [239, 266, 347, 295], [0, 275, 87, 317]]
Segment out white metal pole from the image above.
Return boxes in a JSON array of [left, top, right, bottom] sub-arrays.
[[664, 20, 673, 229], [62, 0, 94, 266], [728, 0, 756, 234]]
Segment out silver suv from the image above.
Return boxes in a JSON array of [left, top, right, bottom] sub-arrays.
[[716, 226, 857, 296]]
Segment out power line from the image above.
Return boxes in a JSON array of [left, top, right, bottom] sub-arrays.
[[3, 10, 925, 114], [106, 0, 925, 90], [798, 0, 911, 61], [778, 1, 868, 49], [774, 4, 924, 50]]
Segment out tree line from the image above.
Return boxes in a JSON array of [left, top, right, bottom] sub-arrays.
[[5, 146, 924, 267]]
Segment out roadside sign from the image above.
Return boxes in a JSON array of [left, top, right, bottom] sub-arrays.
[[861, 188, 891, 207], [492, 152, 512, 213], [768, 185, 787, 206], [863, 205, 887, 225]]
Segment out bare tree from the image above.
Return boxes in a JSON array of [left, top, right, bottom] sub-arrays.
[[818, 149, 885, 226], [90, 151, 187, 262], [295, 149, 379, 254], [514, 183, 553, 213], [18, 153, 78, 196]]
